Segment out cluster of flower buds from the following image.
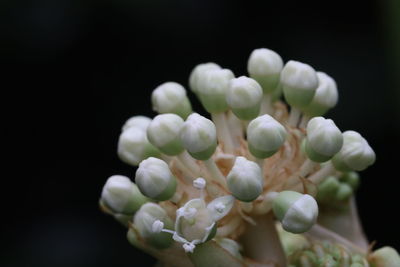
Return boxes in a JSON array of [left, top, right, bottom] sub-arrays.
[[100, 48, 399, 267]]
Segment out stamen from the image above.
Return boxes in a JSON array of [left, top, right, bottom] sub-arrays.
[[183, 207, 197, 220], [152, 220, 164, 233], [214, 202, 226, 213], [183, 242, 196, 253]]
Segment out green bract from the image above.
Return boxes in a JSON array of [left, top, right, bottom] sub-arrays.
[[305, 117, 343, 162], [180, 113, 217, 160], [332, 130, 376, 172], [133, 203, 174, 249], [189, 62, 221, 94], [121, 115, 151, 132], [146, 113, 184, 155], [247, 48, 283, 94], [151, 82, 192, 119], [197, 68, 234, 113], [280, 60, 318, 109], [101, 175, 148, 214], [303, 72, 338, 117], [247, 114, 287, 158], [226, 76, 263, 120], [227, 156, 263, 202], [117, 127, 161, 166], [135, 157, 177, 201], [273, 191, 318, 234]]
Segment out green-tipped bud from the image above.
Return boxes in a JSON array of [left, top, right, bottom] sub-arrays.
[[303, 72, 338, 117], [273, 191, 318, 233], [117, 127, 161, 166], [226, 76, 263, 120], [175, 199, 216, 245], [151, 82, 192, 119], [147, 114, 184, 155], [215, 238, 243, 259], [135, 157, 177, 201], [101, 175, 148, 214], [180, 113, 217, 160], [340, 171, 360, 191], [247, 48, 283, 94], [197, 68, 234, 113], [332, 131, 376, 172], [133, 203, 174, 249], [280, 60, 318, 109], [316, 176, 340, 203], [335, 183, 353, 201], [122, 115, 151, 132], [247, 114, 287, 158], [189, 62, 221, 94], [305, 117, 343, 162], [227, 156, 263, 202], [369, 246, 400, 267]]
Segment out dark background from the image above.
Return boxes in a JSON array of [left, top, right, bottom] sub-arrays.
[[2, 0, 400, 266]]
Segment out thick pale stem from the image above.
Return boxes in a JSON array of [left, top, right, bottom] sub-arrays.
[[307, 161, 336, 185], [284, 159, 317, 189], [226, 110, 244, 147], [240, 213, 287, 267], [211, 112, 235, 154], [255, 158, 265, 178], [177, 151, 201, 177], [288, 107, 301, 127], [203, 158, 227, 186], [299, 114, 311, 129], [260, 94, 274, 115], [318, 197, 369, 251]]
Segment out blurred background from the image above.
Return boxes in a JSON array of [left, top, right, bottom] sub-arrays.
[[2, 0, 400, 266]]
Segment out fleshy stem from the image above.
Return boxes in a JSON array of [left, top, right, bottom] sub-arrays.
[[260, 94, 274, 115], [211, 112, 235, 154]]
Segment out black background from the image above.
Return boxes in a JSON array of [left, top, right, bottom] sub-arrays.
[[2, 0, 400, 266]]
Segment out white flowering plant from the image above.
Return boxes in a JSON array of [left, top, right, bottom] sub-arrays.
[[99, 48, 399, 267]]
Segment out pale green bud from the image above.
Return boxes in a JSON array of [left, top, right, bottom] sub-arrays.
[[316, 176, 340, 203], [135, 157, 177, 201], [332, 131, 376, 172], [273, 191, 318, 234], [175, 199, 217, 244], [117, 127, 161, 166], [339, 171, 360, 191], [369, 246, 400, 267], [121, 115, 151, 132], [101, 175, 148, 214], [247, 48, 283, 94], [197, 68, 234, 113], [146, 114, 184, 155], [226, 76, 263, 120], [151, 82, 192, 119], [303, 72, 338, 117], [215, 238, 243, 259], [305, 117, 343, 162], [227, 156, 263, 202], [133, 203, 174, 249], [189, 62, 221, 94], [335, 183, 353, 201], [247, 114, 287, 158], [180, 113, 217, 160], [280, 60, 318, 109]]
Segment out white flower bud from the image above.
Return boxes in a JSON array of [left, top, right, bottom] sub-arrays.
[[227, 156, 263, 202], [226, 76, 263, 120], [189, 62, 221, 94], [117, 127, 161, 166], [197, 68, 234, 113], [121, 116, 151, 132], [135, 157, 177, 201], [332, 131, 376, 172], [305, 117, 343, 162], [206, 195, 235, 221], [180, 113, 217, 160], [369, 247, 400, 267], [101, 175, 148, 214], [280, 60, 318, 109], [247, 48, 283, 94], [273, 191, 318, 234], [134, 203, 174, 248], [247, 114, 287, 158], [175, 199, 216, 243], [147, 114, 184, 156], [303, 72, 338, 117], [151, 82, 192, 119]]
